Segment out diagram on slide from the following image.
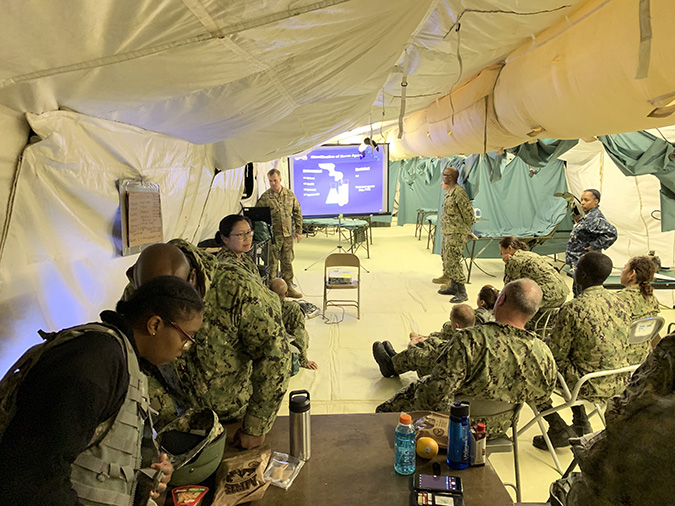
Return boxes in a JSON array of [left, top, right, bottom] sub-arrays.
[[319, 163, 349, 206]]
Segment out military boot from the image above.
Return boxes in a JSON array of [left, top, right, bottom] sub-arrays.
[[432, 274, 451, 285], [532, 413, 577, 450], [286, 286, 303, 298], [438, 281, 457, 295], [382, 341, 397, 357], [571, 405, 593, 436], [449, 283, 468, 303], [372, 342, 398, 378]]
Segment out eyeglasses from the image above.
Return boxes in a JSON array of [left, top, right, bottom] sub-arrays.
[[168, 320, 197, 350], [229, 230, 254, 239]]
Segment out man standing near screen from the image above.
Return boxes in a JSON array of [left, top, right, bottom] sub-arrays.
[[257, 168, 304, 298], [435, 166, 475, 303]]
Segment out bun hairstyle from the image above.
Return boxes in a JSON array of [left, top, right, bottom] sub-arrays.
[[498, 236, 529, 252], [117, 275, 204, 325], [478, 285, 500, 310], [627, 255, 657, 298], [584, 188, 601, 202], [214, 214, 253, 245]]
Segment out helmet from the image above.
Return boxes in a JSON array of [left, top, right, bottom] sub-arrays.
[[157, 408, 226, 485]]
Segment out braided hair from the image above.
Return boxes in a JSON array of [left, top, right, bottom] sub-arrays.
[[627, 256, 657, 298]]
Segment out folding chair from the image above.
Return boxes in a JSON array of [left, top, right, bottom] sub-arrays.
[[323, 252, 360, 319], [518, 314, 665, 474], [467, 399, 524, 503]]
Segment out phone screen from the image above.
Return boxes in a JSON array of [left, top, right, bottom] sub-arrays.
[[416, 474, 461, 492]]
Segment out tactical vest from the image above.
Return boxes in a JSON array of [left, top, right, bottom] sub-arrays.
[[0, 323, 150, 506]]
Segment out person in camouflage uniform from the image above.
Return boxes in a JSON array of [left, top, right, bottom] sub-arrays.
[[372, 304, 475, 378], [123, 240, 291, 449], [499, 236, 569, 308], [548, 333, 675, 506], [474, 285, 499, 325], [213, 214, 262, 281], [270, 277, 318, 370], [566, 189, 617, 271], [256, 168, 303, 298], [533, 252, 633, 450], [376, 279, 557, 438], [614, 255, 660, 364], [434, 166, 475, 303]]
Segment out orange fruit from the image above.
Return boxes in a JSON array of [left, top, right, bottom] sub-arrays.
[[416, 437, 439, 459]]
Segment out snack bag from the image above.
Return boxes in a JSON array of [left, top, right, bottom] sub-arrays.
[[414, 412, 449, 449], [172, 486, 209, 506], [211, 445, 271, 506]]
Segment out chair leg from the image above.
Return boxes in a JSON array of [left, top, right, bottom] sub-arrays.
[[512, 422, 522, 503], [534, 416, 564, 475]]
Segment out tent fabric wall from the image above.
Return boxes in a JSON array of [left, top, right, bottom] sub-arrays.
[[394, 158, 444, 226], [0, 111, 243, 374]]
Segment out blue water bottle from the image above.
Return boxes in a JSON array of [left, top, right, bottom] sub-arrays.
[[447, 401, 471, 470], [394, 412, 416, 475]]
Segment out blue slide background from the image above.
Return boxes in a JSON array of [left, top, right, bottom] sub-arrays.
[[289, 144, 389, 217]]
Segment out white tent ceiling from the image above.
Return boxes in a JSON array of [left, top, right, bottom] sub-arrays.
[[1, 0, 608, 168]]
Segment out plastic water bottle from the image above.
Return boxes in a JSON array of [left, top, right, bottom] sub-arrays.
[[394, 412, 416, 475], [447, 401, 471, 470]]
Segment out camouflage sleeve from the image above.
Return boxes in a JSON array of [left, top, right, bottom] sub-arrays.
[[504, 259, 521, 284], [587, 215, 618, 251], [545, 304, 575, 365], [456, 189, 476, 229], [292, 193, 303, 234], [239, 288, 291, 436], [255, 191, 268, 208], [605, 335, 675, 425], [284, 302, 309, 362], [413, 335, 470, 410]]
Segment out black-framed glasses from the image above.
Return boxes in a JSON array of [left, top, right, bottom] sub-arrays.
[[230, 230, 254, 239], [169, 320, 196, 349]]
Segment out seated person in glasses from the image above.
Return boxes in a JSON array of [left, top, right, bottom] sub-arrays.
[[0, 276, 204, 505], [123, 233, 291, 450]]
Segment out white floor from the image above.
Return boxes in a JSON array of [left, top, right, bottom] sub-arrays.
[[276, 222, 674, 503]]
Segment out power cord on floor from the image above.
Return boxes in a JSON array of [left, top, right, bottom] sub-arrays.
[[322, 306, 346, 325]]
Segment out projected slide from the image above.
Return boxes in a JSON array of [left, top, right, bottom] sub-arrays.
[[289, 144, 389, 218]]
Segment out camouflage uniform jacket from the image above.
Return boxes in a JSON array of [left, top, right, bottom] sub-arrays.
[[614, 285, 660, 364], [546, 285, 632, 401], [173, 257, 290, 436], [474, 307, 495, 325], [168, 238, 221, 296], [281, 300, 309, 363], [216, 246, 261, 281], [256, 187, 303, 238], [440, 185, 475, 237], [565, 206, 617, 267], [563, 336, 675, 506], [504, 250, 569, 308], [379, 323, 557, 437]]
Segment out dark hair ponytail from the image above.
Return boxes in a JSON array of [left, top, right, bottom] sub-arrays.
[[117, 275, 204, 324], [498, 236, 529, 252], [478, 285, 500, 309], [628, 256, 656, 298]]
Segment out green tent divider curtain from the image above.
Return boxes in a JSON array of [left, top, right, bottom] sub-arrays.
[[598, 131, 675, 232]]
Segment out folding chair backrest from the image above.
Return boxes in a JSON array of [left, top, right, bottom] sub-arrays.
[[325, 253, 360, 268], [629, 316, 665, 345]]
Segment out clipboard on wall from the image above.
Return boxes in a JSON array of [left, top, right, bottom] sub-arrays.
[[118, 179, 163, 256]]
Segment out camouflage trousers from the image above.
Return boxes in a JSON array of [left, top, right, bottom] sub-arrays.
[[391, 337, 444, 377], [441, 233, 467, 284], [270, 236, 295, 285]]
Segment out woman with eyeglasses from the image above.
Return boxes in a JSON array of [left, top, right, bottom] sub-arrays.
[[215, 214, 261, 279], [0, 275, 204, 506]]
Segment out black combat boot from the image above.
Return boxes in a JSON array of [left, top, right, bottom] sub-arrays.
[[449, 283, 468, 303], [372, 342, 398, 378], [382, 341, 397, 357], [438, 280, 457, 295], [571, 405, 592, 436], [532, 413, 577, 450]]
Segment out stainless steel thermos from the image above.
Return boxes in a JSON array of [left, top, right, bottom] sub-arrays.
[[289, 389, 311, 461]]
